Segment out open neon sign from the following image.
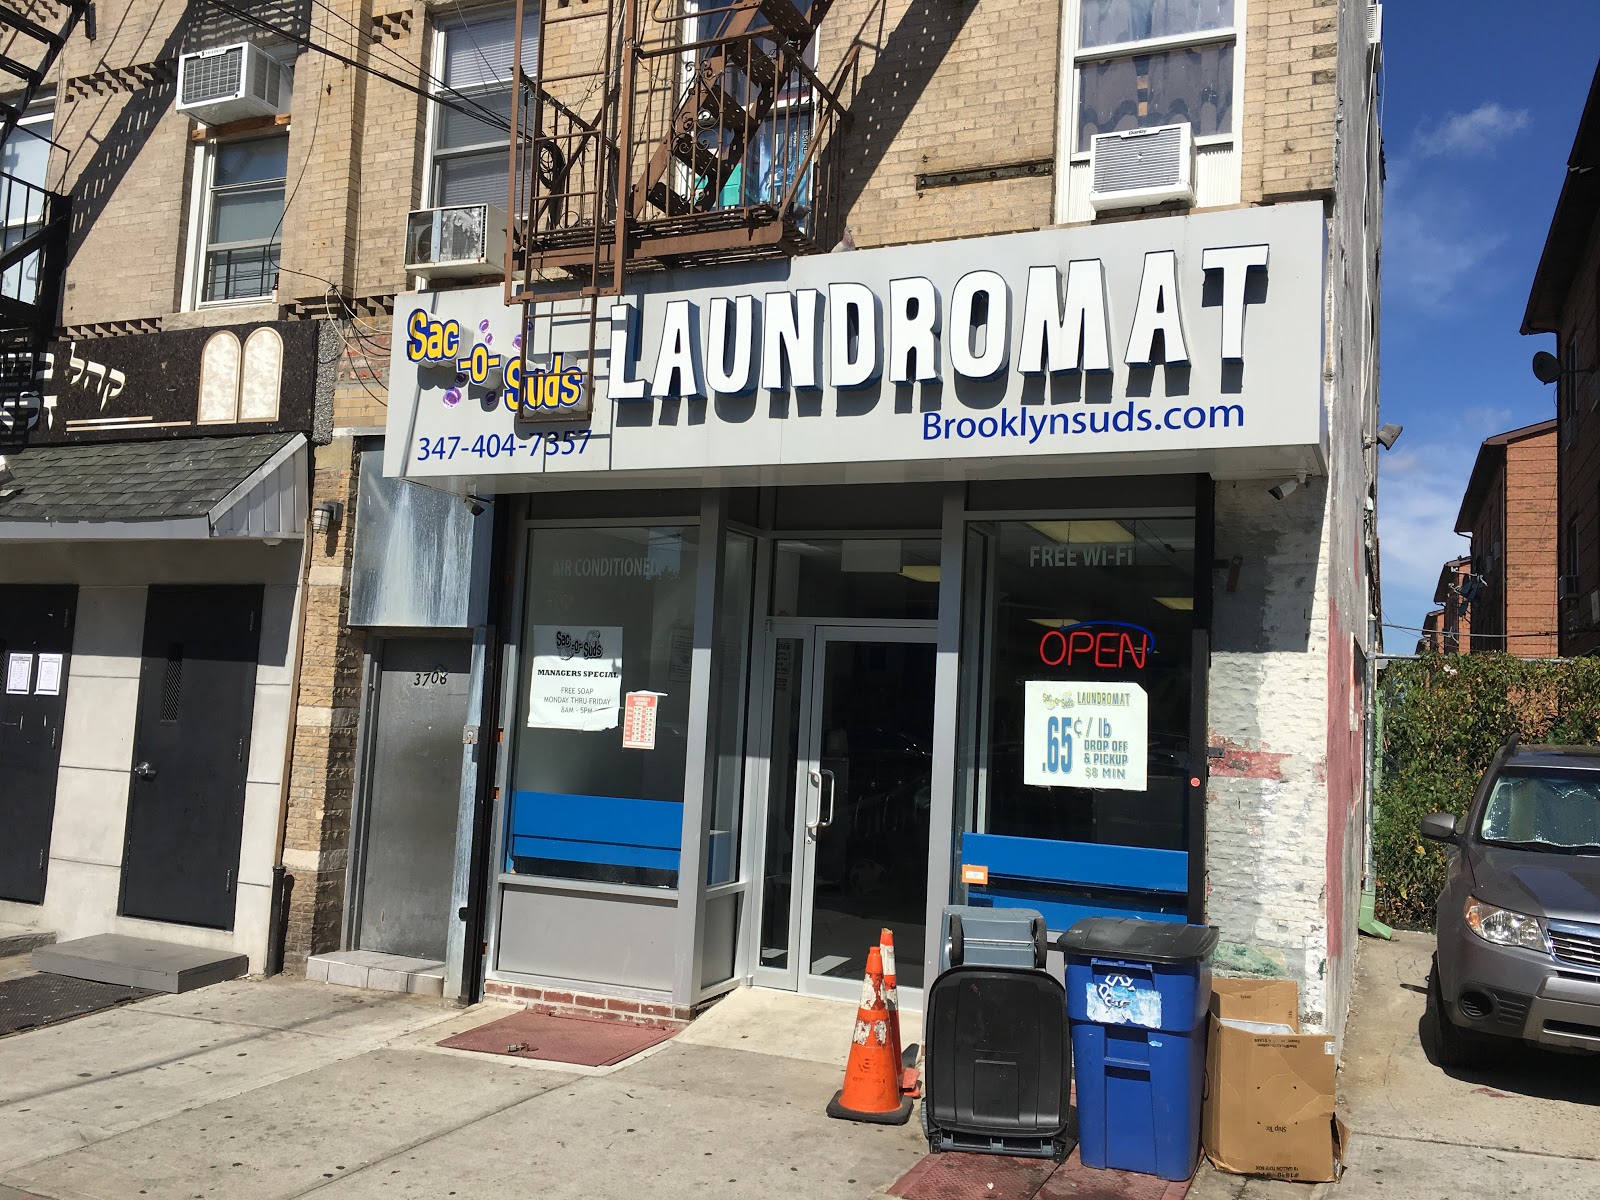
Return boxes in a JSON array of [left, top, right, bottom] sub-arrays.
[[1039, 621, 1156, 670]]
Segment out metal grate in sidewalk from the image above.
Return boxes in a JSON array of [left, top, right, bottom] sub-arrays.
[[0, 973, 152, 1038]]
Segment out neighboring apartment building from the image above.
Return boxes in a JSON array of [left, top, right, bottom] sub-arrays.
[[1452, 419, 1558, 658], [1524, 62, 1600, 657], [1427, 556, 1473, 654], [1, 0, 1387, 1038], [1416, 608, 1445, 654]]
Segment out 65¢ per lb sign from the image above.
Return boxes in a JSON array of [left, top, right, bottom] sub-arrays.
[[1023, 681, 1148, 792]]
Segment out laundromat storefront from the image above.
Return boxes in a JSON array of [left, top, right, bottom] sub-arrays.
[[384, 203, 1327, 1010]]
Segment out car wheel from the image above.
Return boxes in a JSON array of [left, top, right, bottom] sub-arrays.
[[1427, 955, 1489, 1070]]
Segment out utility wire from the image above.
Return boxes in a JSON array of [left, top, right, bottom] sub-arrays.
[[202, 0, 515, 134], [302, 0, 481, 116]]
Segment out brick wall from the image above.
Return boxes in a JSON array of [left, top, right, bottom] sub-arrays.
[[1557, 220, 1600, 655], [280, 435, 367, 969], [1240, 0, 1339, 205], [1504, 428, 1559, 657]]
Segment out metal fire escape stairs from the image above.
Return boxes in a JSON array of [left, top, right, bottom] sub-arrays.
[[505, 0, 851, 417], [0, 1, 92, 448]]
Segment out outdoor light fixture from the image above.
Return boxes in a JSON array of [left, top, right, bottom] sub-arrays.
[[464, 494, 494, 517], [311, 500, 344, 534], [1365, 423, 1403, 450]]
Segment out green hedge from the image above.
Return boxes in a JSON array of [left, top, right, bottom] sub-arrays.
[[1374, 653, 1600, 929]]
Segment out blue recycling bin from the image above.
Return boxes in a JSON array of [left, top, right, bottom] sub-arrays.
[[1059, 918, 1220, 1181]]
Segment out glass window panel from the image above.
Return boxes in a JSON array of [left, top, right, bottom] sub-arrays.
[[759, 635, 806, 969], [203, 244, 279, 302], [1077, 43, 1233, 148], [214, 138, 289, 187], [508, 526, 701, 888], [1, 116, 52, 192], [210, 188, 286, 244], [771, 539, 941, 620], [442, 13, 540, 88], [957, 517, 1196, 852], [708, 532, 755, 886], [1079, 0, 1234, 49], [438, 151, 511, 207], [437, 87, 513, 150]]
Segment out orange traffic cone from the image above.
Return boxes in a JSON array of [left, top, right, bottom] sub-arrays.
[[826, 946, 913, 1125], [879, 928, 919, 1096]]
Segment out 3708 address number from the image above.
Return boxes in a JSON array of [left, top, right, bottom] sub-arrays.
[[416, 430, 592, 462]]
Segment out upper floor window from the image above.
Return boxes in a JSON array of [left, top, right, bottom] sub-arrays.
[[194, 136, 288, 305], [1071, 0, 1238, 154], [429, 8, 539, 208], [1, 100, 54, 304]]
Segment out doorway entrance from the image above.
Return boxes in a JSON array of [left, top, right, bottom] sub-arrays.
[[350, 637, 473, 960], [753, 623, 937, 1003], [0, 585, 77, 905], [120, 585, 262, 930]]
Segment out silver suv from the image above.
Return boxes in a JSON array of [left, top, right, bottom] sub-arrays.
[[1420, 742, 1600, 1068]]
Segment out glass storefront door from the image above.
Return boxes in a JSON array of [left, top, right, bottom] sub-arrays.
[[753, 623, 937, 1002]]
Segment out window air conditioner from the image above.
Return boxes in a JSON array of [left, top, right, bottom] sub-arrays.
[[404, 205, 508, 279], [1088, 123, 1196, 214], [176, 43, 293, 124], [1559, 574, 1580, 600]]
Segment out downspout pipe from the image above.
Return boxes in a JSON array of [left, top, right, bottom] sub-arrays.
[[1359, 621, 1393, 939]]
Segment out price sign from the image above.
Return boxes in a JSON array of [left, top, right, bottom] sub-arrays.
[[1023, 680, 1147, 791]]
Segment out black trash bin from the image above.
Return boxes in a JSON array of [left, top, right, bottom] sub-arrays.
[[922, 964, 1073, 1160]]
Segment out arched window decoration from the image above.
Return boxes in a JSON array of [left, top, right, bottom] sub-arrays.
[[239, 327, 284, 422], [197, 330, 242, 423]]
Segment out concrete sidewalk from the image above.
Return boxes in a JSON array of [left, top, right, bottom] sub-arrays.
[[1190, 930, 1600, 1200], [0, 977, 925, 1200]]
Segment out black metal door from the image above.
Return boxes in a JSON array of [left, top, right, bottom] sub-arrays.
[[0, 586, 77, 904], [120, 585, 263, 930]]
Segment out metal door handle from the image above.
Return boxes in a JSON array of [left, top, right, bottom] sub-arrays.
[[134, 761, 156, 780], [806, 768, 836, 840]]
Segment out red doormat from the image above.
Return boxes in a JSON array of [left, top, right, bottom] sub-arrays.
[[888, 1148, 1190, 1200], [438, 1007, 676, 1067]]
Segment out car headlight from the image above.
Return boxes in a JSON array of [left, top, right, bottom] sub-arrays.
[[1464, 896, 1548, 952]]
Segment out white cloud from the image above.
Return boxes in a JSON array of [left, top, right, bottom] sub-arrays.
[[1414, 103, 1532, 159], [1383, 191, 1507, 309], [1378, 406, 1520, 640]]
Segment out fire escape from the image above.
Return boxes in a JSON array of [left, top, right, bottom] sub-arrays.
[[0, 1, 90, 449], [504, 0, 856, 381]]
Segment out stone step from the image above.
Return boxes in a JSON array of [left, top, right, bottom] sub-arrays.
[[307, 950, 446, 997], [0, 923, 55, 958], [32, 934, 248, 994]]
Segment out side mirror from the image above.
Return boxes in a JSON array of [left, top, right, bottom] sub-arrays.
[[1419, 812, 1461, 845]]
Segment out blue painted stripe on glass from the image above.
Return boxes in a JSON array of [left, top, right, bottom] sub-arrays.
[[968, 885, 1186, 932], [508, 835, 680, 872], [509, 791, 683, 850], [961, 832, 1187, 894]]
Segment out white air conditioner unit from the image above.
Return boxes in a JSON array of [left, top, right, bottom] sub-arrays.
[[1366, 3, 1384, 47], [1089, 123, 1196, 213], [404, 205, 508, 278], [1559, 574, 1581, 600], [176, 43, 292, 125]]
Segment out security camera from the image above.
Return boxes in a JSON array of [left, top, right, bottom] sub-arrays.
[[465, 494, 488, 517], [1370, 423, 1403, 450], [0, 455, 17, 498], [1268, 478, 1299, 501]]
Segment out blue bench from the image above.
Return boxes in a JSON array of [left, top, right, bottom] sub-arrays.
[[506, 791, 683, 874]]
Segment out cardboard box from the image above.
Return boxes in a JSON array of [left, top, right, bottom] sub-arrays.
[[1201, 977, 1348, 1182]]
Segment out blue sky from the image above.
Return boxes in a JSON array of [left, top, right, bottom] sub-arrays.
[[1377, 8, 1600, 646]]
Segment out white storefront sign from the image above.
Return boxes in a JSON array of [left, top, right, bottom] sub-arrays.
[[527, 625, 623, 731], [1023, 680, 1149, 792], [387, 203, 1326, 484]]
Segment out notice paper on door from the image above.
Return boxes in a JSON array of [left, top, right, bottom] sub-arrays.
[[5, 652, 32, 695], [33, 653, 63, 697], [621, 691, 663, 750], [527, 625, 623, 731]]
